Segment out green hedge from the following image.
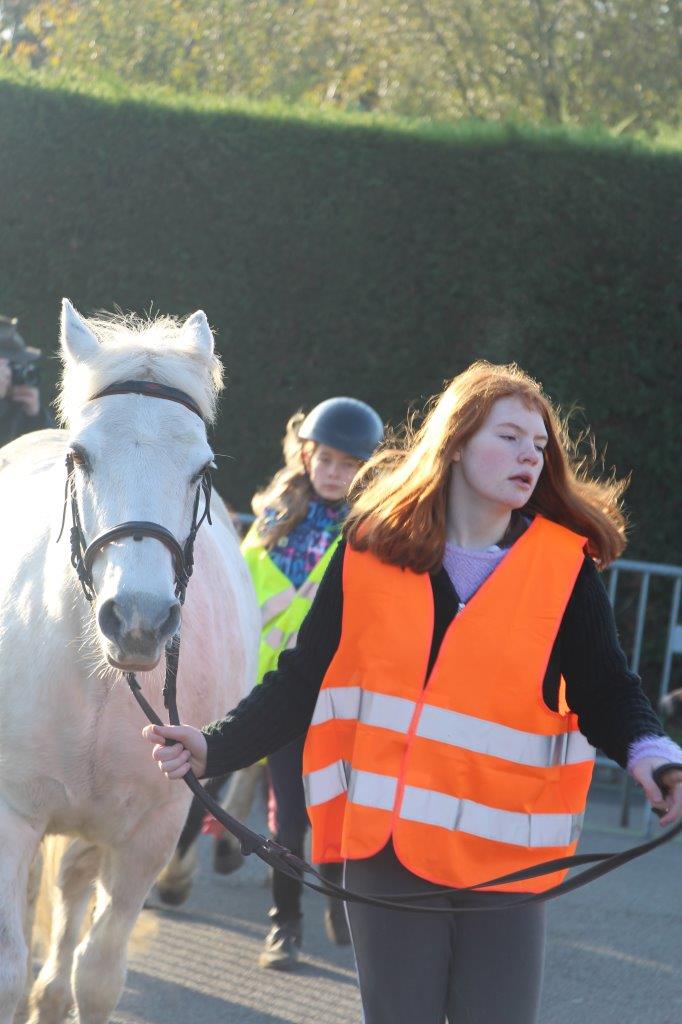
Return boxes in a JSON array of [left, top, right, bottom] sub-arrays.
[[1, 74, 680, 567]]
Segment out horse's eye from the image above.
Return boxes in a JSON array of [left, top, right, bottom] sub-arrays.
[[191, 461, 213, 485], [190, 472, 200, 485], [70, 448, 90, 472]]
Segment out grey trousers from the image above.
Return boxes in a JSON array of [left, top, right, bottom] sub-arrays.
[[344, 842, 547, 1024]]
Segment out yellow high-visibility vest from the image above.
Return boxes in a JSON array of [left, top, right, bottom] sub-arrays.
[[241, 522, 341, 683]]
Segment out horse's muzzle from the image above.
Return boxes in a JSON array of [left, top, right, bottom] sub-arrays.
[[98, 592, 181, 669]]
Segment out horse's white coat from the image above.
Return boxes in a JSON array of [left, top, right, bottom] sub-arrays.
[[0, 302, 260, 1023]]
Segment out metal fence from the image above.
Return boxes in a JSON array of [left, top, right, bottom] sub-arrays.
[[602, 557, 682, 830]]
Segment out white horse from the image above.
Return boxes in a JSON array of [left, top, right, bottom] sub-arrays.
[[0, 300, 260, 1024]]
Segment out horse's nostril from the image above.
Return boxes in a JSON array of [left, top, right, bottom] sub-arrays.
[[158, 602, 181, 641], [98, 598, 124, 642]]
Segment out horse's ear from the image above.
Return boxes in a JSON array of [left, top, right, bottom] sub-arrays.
[[60, 299, 100, 363], [182, 310, 214, 360]]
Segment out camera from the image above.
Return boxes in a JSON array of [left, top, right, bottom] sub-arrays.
[[9, 360, 40, 388]]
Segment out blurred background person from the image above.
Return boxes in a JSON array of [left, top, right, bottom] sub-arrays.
[[0, 315, 54, 446], [241, 397, 384, 970]]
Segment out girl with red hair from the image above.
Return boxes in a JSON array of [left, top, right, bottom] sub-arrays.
[[145, 361, 682, 1024]]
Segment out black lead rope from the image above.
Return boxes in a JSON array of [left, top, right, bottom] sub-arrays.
[[61, 377, 682, 914], [128, 648, 682, 915]]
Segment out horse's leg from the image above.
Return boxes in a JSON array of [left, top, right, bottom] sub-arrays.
[[213, 762, 265, 874], [178, 775, 229, 857], [154, 763, 263, 898], [71, 806, 186, 1024], [221, 762, 264, 822], [0, 803, 41, 1024], [154, 775, 228, 906], [26, 840, 100, 1024], [13, 849, 44, 1024]]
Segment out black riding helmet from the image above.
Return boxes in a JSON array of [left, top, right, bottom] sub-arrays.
[[298, 397, 384, 461]]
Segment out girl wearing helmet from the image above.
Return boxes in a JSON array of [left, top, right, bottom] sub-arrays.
[[224, 397, 383, 969]]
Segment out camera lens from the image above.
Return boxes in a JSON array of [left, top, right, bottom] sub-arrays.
[[9, 361, 40, 387]]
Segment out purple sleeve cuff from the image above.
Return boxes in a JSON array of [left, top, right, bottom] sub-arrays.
[[627, 734, 682, 775]]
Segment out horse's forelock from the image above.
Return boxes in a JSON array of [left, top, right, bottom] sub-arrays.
[[57, 313, 224, 427]]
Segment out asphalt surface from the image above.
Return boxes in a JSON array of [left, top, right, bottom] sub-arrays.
[[106, 777, 681, 1024]]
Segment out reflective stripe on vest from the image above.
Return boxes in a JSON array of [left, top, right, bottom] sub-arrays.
[[303, 516, 594, 891], [415, 704, 595, 768], [305, 764, 584, 849], [260, 587, 297, 625], [310, 687, 595, 768], [303, 759, 351, 805], [399, 785, 584, 849]]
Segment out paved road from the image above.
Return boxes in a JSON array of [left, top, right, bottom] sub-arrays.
[[110, 781, 681, 1024]]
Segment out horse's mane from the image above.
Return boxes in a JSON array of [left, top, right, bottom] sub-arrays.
[[57, 312, 224, 427]]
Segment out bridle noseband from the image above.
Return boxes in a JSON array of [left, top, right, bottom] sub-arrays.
[[58, 379, 212, 605]]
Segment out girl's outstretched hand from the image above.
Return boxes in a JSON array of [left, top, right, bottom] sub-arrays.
[[142, 723, 208, 780], [630, 757, 682, 827]]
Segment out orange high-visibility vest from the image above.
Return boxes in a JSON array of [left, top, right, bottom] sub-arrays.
[[302, 516, 595, 893]]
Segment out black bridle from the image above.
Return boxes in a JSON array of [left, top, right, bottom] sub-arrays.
[[60, 379, 682, 914], [57, 380, 212, 605]]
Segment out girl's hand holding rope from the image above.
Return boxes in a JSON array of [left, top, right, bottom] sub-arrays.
[[630, 758, 682, 826], [143, 723, 208, 779]]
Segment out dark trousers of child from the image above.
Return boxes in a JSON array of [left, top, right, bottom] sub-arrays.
[[267, 735, 342, 925], [345, 840, 547, 1024]]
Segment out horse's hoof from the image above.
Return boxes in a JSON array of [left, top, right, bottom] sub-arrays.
[[213, 837, 244, 876], [155, 883, 191, 906]]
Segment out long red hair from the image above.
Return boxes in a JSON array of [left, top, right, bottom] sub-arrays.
[[345, 361, 627, 571]]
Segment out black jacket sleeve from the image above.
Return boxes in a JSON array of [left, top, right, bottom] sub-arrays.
[[202, 543, 345, 777], [560, 557, 664, 767]]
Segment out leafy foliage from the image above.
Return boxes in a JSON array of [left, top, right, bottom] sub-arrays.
[[1, 1, 679, 133]]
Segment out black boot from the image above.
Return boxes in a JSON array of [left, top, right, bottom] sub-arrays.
[[259, 839, 304, 970], [259, 908, 303, 970], [319, 862, 351, 945]]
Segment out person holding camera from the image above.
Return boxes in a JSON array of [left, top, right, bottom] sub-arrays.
[[0, 315, 53, 447]]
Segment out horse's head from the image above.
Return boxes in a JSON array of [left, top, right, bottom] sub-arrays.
[[59, 299, 224, 671]]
